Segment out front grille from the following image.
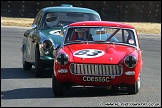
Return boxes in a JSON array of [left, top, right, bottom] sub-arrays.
[[70, 63, 123, 76]]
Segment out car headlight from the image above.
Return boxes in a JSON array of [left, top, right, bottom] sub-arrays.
[[42, 39, 52, 49], [56, 53, 69, 66], [124, 55, 137, 68]]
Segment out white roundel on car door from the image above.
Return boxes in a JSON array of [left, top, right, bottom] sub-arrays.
[[49, 30, 61, 35], [73, 49, 105, 58]]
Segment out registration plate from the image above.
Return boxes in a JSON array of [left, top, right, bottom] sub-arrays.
[[83, 76, 110, 82]]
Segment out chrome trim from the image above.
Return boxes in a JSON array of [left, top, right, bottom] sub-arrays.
[[42, 39, 53, 50], [70, 63, 123, 76], [32, 24, 37, 29]]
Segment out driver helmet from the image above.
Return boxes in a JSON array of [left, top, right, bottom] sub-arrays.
[[46, 13, 59, 27], [75, 28, 88, 39]]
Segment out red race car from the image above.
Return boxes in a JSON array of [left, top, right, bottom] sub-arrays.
[[52, 21, 143, 96]]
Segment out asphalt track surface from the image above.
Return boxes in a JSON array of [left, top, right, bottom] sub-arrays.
[[1, 26, 161, 107]]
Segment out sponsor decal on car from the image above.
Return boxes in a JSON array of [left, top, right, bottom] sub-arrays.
[[128, 39, 134, 44]]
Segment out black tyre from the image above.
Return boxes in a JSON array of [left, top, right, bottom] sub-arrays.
[[109, 85, 117, 94], [52, 72, 64, 97], [127, 75, 140, 94], [35, 47, 44, 77], [22, 46, 32, 70]]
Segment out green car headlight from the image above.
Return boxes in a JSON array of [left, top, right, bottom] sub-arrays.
[[42, 39, 52, 49]]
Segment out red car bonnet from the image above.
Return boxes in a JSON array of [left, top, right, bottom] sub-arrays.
[[63, 44, 136, 64]]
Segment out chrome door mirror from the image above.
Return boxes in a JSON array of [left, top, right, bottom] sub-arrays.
[[32, 24, 37, 29], [53, 44, 60, 58]]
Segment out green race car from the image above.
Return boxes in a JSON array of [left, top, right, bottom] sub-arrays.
[[21, 4, 101, 77]]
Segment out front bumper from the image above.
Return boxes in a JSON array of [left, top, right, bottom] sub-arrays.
[[40, 56, 54, 67], [54, 62, 140, 86], [55, 73, 137, 86]]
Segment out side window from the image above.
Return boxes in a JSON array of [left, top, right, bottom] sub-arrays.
[[125, 30, 136, 46], [113, 29, 136, 46], [37, 12, 43, 26], [90, 14, 101, 21], [32, 11, 40, 25], [113, 29, 125, 42], [64, 28, 74, 43], [32, 11, 43, 29]]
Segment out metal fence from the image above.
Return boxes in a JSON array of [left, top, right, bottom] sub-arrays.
[[1, 1, 161, 23]]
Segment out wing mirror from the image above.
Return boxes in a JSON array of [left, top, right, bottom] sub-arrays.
[[32, 24, 37, 29], [96, 30, 106, 34], [53, 44, 60, 58]]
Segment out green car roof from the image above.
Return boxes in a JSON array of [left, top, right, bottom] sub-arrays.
[[41, 5, 100, 16]]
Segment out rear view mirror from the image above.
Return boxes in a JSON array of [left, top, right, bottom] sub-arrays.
[[96, 30, 106, 34], [66, 12, 84, 17], [46, 17, 57, 22]]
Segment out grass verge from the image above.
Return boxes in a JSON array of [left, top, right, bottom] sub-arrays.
[[1, 17, 161, 34]]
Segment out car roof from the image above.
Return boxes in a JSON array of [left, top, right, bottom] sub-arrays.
[[41, 4, 100, 16], [69, 21, 135, 29]]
